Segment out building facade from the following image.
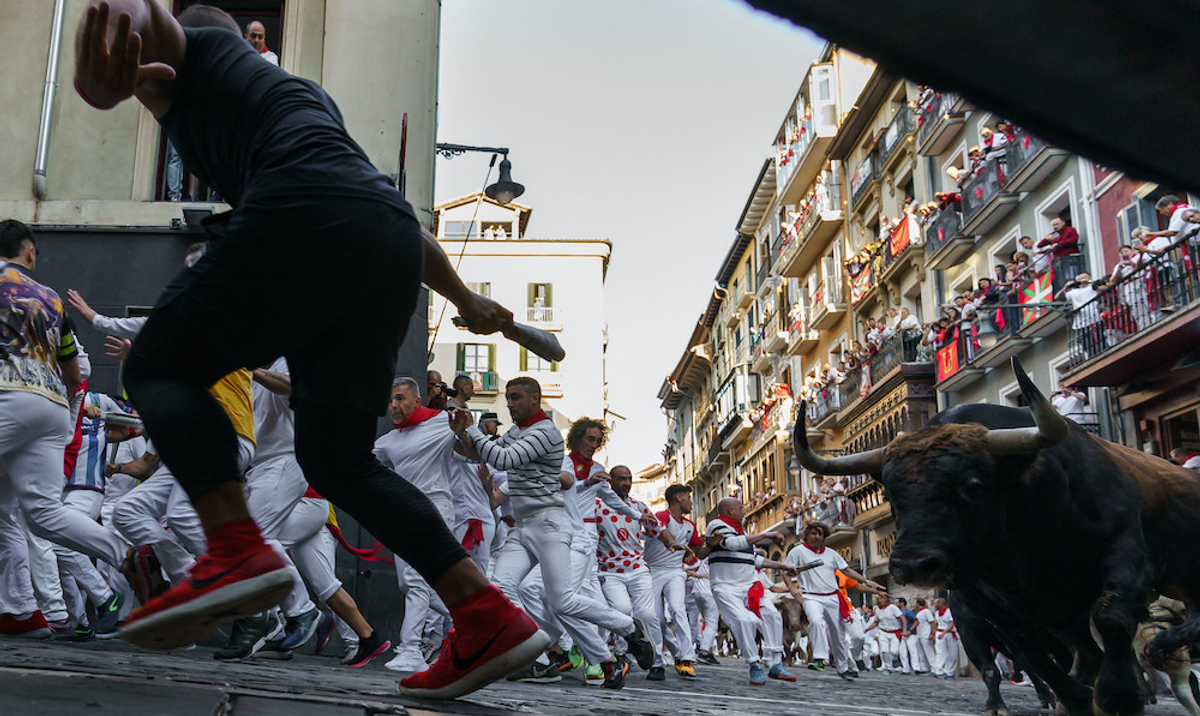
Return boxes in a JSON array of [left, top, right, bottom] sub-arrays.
[[428, 193, 613, 446]]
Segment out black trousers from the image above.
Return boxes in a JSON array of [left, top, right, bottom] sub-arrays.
[[124, 199, 467, 581]]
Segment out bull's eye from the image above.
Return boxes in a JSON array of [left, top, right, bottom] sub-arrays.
[[959, 478, 984, 501]]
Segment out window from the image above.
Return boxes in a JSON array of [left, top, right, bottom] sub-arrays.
[[465, 282, 491, 298], [1116, 199, 1158, 243], [520, 347, 558, 372], [527, 283, 553, 322], [456, 343, 495, 374], [444, 221, 480, 240]]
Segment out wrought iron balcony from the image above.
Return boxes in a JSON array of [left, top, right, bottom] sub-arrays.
[[879, 104, 917, 169], [849, 153, 878, 209]]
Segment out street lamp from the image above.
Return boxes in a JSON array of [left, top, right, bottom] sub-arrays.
[[435, 143, 525, 205]]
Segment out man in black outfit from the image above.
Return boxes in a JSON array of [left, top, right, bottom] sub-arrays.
[[73, 1, 549, 699]]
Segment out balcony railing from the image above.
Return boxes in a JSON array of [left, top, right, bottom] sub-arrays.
[[808, 386, 842, 425], [926, 208, 963, 255], [917, 91, 961, 145], [776, 115, 815, 192], [879, 104, 916, 166], [836, 366, 863, 407], [526, 306, 555, 323], [1005, 128, 1049, 179], [1067, 241, 1200, 369], [961, 157, 1008, 225], [849, 153, 878, 208], [466, 369, 499, 392], [871, 328, 926, 379], [801, 495, 855, 531], [796, 181, 842, 246]]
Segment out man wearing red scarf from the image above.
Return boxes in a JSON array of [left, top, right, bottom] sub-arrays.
[[373, 377, 461, 674], [243, 20, 278, 66], [932, 597, 959, 678], [785, 520, 883, 680], [705, 497, 798, 685]]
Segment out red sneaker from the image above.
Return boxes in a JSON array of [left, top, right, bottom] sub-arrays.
[[399, 588, 550, 699], [119, 544, 293, 650], [0, 611, 53, 639]]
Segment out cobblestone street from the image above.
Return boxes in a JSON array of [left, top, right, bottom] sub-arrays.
[[0, 639, 1193, 716]]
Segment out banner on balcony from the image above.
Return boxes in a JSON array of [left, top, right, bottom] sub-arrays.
[[889, 214, 917, 258], [849, 264, 872, 305], [1019, 269, 1054, 325], [936, 341, 960, 382]]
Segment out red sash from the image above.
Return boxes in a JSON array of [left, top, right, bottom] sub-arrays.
[[460, 518, 485, 551], [747, 581, 765, 618]]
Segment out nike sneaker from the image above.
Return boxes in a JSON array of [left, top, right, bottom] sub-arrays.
[[345, 631, 391, 668], [399, 585, 550, 699], [600, 659, 628, 690], [768, 662, 797, 681], [0, 611, 53, 639], [94, 591, 124, 639], [119, 543, 292, 650]]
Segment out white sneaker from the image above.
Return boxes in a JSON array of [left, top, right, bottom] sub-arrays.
[[384, 648, 430, 673]]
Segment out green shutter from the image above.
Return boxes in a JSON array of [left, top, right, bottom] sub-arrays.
[[527, 283, 535, 307], [519, 347, 528, 372], [551, 360, 558, 372], [456, 344, 465, 371], [544, 283, 553, 308], [488, 344, 496, 372]]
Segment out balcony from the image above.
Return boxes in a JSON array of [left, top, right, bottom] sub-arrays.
[[878, 104, 917, 175], [916, 91, 966, 156], [961, 158, 1019, 236], [833, 330, 934, 419], [763, 310, 789, 354], [924, 208, 975, 270], [850, 480, 891, 527], [526, 305, 562, 330], [751, 333, 772, 374], [1064, 243, 1200, 387], [809, 280, 847, 330], [466, 369, 500, 393], [776, 113, 838, 206], [849, 153, 879, 212], [808, 387, 842, 430], [786, 302, 820, 354], [1004, 128, 1070, 194], [880, 216, 923, 281], [777, 180, 844, 279], [801, 495, 856, 535], [715, 366, 760, 449], [737, 287, 755, 309], [933, 326, 985, 393], [775, 115, 813, 197], [836, 367, 864, 408]]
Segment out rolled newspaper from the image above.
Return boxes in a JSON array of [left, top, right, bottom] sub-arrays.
[[102, 411, 144, 430]]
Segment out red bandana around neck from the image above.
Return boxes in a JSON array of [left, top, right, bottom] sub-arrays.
[[805, 541, 826, 554], [937, 607, 948, 617], [569, 451, 593, 479], [715, 515, 745, 535], [517, 410, 551, 428], [393, 405, 442, 432]]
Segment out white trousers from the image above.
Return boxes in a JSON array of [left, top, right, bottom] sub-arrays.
[[802, 594, 851, 672], [492, 507, 630, 664], [878, 629, 902, 668], [0, 494, 38, 616], [844, 615, 866, 664], [650, 568, 695, 663], [53, 489, 114, 622], [395, 557, 448, 653], [21, 515, 67, 622], [454, 516, 494, 575], [691, 578, 719, 653], [711, 580, 782, 665], [935, 633, 960, 676], [918, 632, 937, 673], [246, 454, 314, 618], [600, 567, 662, 660], [902, 633, 924, 672], [0, 392, 129, 569], [279, 498, 342, 602]]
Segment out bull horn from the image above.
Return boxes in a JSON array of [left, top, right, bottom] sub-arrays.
[[793, 402, 886, 475], [985, 356, 1071, 455]]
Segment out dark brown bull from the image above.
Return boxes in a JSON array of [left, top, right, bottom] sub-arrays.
[[794, 357, 1200, 716], [777, 594, 812, 665]]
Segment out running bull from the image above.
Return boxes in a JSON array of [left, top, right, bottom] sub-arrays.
[[794, 356, 1200, 716]]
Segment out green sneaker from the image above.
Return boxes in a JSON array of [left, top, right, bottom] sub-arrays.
[[584, 663, 605, 685], [568, 645, 586, 670]]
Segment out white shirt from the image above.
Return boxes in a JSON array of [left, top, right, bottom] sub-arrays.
[[103, 435, 147, 506], [449, 453, 494, 524], [644, 511, 702, 571], [935, 608, 956, 636], [784, 542, 848, 594], [250, 357, 293, 464], [915, 608, 935, 637], [596, 495, 658, 574], [373, 411, 457, 524], [260, 49, 279, 66], [1051, 392, 1086, 419], [1064, 284, 1100, 328], [1168, 205, 1198, 243], [876, 603, 903, 632], [467, 414, 564, 519]]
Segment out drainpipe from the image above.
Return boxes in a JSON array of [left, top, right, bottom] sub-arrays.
[[33, 0, 68, 201]]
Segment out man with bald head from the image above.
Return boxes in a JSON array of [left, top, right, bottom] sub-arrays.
[[705, 497, 798, 685], [244, 20, 278, 65]]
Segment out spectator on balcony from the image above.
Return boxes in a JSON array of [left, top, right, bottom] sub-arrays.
[[1168, 448, 1200, 470], [897, 308, 920, 331], [980, 126, 1009, 162], [884, 307, 900, 330], [1050, 387, 1089, 422], [933, 191, 962, 213], [1142, 195, 1199, 249], [995, 120, 1016, 143], [1132, 232, 1180, 314], [1057, 273, 1103, 358], [244, 21, 278, 66], [1036, 218, 1081, 259], [1019, 235, 1052, 275]]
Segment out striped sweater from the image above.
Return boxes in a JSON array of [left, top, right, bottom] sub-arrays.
[[467, 412, 564, 518], [705, 518, 763, 586]]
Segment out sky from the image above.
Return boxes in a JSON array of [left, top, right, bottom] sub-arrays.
[[435, 0, 824, 471]]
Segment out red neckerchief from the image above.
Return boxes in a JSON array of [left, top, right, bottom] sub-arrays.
[[569, 451, 592, 480], [1175, 202, 1190, 214], [656, 509, 673, 527], [517, 410, 550, 428], [393, 405, 441, 431], [803, 541, 826, 555], [747, 580, 765, 618], [937, 607, 948, 617], [917, 607, 928, 613], [715, 515, 745, 535], [260, 44, 271, 55]]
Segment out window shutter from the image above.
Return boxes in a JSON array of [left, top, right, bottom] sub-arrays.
[[527, 283, 535, 307], [456, 344, 465, 371], [544, 283, 553, 308], [551, 360, 559, 372], [519, 347, 528, 372], [488, 344, 496, 372]]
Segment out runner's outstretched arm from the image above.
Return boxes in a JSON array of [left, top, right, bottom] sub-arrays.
[[421, 228, 511, 335], [74, 0, 183, 117]]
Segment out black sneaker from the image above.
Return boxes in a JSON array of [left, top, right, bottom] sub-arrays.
[[279, 607, 322, 650], [625, 618, 656, 670], [856, 659, 867, 672], [601, 659, 628, 690], [93, 591, 124, 638], [547, 649, 573, 673], [697, 650, 720, 666], [839, 671, 855, 682], [808, 659, 826, 671], [343, 631, 391, 668], [65, 625, 96, 642], [313, 611, 335, 655], [254, 639, 294, 660], [646, 666, 666, 681], [505, 660, 563, 683], [213, 611, 283, 661], [847, 670, 860, 678]]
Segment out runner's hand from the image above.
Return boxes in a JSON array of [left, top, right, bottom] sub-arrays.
[[66, 290, 98, 324], [449, 408, 473, 435], [455, 293, 512, 336], [75, 2, 176, 110], [584, 471, 609, 486], [104, 335, 132, 360]]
